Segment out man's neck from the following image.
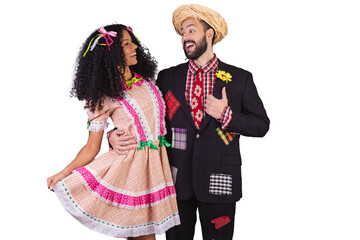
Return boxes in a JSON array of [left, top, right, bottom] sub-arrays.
[[194, 49, 215, 68]]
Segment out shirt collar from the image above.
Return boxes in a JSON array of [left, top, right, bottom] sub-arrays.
[[188, 55, 219, 74]]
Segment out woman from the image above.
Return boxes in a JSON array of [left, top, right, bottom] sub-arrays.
[[47, 24, 180, 240]]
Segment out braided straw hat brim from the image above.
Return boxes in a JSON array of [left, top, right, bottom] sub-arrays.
[[172, 4, 228, 45]]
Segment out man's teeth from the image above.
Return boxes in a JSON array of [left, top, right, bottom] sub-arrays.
[[130, 53, 136, 56]]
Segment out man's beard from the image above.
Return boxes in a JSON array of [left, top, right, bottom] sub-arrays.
[[183, 35, 208, 60]]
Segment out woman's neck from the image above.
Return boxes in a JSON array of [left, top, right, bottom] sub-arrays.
[[123, 66, 133, 81]]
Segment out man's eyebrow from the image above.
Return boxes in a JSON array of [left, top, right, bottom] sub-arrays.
[[181, 24, 197, 31]]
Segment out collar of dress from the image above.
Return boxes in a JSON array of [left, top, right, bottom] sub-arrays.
[[123, 72, 144, 90]]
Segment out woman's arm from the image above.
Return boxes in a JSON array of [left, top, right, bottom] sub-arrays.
[[47, 130, 104, 190]]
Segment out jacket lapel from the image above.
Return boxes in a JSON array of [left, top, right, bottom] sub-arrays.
[[174, 63, 197, 129]]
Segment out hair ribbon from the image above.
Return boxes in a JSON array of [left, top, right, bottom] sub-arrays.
[[98, 27, 117, 51], [83, 27, 118, 57]]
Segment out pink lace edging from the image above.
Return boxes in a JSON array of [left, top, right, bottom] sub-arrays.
[[147, 81, 166, 136], [75, 167, 176, 208], [116, 97, 147, 142]]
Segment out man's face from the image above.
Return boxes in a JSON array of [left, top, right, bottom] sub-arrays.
[[181, 18, 208, 60]]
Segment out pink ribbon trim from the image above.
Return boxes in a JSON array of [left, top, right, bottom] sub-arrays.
[[76, 167, 176, 207]]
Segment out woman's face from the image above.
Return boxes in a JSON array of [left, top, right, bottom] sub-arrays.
[[121, 29, 138, 66]]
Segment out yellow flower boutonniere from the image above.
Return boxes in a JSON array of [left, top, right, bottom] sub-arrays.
[[216, 70, 232, 83]]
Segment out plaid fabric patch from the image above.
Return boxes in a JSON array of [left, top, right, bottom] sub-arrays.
[[171, 128, 187, 150], [165, 90, 180, 121], [209, 173, 232, 195], [215, 127, 236, 145]]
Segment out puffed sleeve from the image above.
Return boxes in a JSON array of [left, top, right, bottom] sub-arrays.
[[86, 100, 112, 132]]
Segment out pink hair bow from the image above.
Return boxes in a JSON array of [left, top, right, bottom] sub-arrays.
[[98, 27, 117, 51], [126, 26, 133, 33]]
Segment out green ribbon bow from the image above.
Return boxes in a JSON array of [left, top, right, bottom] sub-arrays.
[[126, 77, 143, 89], [158, 136, 171, 147], [138, 140, 158, 150]]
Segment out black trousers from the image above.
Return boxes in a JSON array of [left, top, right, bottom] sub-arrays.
[[166, 195, 236, 240]]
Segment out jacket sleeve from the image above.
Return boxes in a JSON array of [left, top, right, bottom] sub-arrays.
[[224, 72, 270, 137]]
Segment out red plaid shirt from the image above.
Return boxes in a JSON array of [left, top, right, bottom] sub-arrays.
[[186, 55, 232, 129]]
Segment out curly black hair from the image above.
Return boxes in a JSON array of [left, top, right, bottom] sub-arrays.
[[70, 24, 158, 112]]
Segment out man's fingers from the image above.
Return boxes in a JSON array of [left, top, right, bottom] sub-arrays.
[[118, 151, 129, 155], [207, 95, 215, 101], [205, 100, 214, 109], [117, 138, 137, 146], [114, 149, 126, 155], [119, 145, 136, 151], [114, 147, 133, 155], [118, 135, 136, 141], [114, 129, 125, 135]]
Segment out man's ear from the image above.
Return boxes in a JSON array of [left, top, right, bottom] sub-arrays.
[[207, 28, 215, 39], [206, 28, 215, 45]]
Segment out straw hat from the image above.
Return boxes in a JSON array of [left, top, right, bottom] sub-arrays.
[[172, 4, 228, 45]]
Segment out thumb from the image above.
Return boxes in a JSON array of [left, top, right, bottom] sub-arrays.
[[222, 87, 227, 100]]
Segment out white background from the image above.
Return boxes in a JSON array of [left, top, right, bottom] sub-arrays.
[[1, 0, 360, 239]]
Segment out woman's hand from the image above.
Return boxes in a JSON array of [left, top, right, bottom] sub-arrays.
[[47, 169, 71, 191], [46, 131, 103, 192]]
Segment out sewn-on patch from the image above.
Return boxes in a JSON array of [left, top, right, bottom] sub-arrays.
[[165, 90, 180, 121], [171, 128, 187, 150], [215, 127, 236, 145], [209, 173, 232, 195], [211, 216, 231, 229]]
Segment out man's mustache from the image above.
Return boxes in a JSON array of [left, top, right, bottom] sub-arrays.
[[183, 40, 196, 49]]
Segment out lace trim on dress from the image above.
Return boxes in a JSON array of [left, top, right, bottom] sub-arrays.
[[87, 121, 109, 132], [54, 180, 180, 238]]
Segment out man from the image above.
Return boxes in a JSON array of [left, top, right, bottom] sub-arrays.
[[109, 4, 270, 240]]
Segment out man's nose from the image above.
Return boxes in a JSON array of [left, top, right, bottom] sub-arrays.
[[182, 34, 189, 42]]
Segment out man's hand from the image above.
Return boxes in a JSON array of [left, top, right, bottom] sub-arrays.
[[109, 129, 137, 155], [205, 87, 228, 119]]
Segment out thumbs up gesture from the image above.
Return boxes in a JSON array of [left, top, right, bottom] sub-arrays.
[[205, 87, 228, 120]]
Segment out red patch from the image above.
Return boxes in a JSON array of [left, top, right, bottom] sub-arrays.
[[165, 90, 180, 121], [211, 216, 231, 229]]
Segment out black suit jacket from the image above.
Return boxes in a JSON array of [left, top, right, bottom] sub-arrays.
[[157, 60, 270, 203]]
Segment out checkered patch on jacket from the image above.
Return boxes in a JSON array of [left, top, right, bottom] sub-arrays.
[[171, 127, 187, 150], [215, 127, 236, 145], [165, 90, 180, 121], [209, 173, 232, 195]]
